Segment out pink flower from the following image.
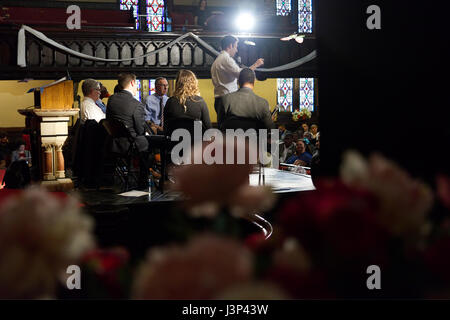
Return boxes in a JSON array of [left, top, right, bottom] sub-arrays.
[[0, 186, 95, 299], [277, 179, 389, 266], [340, 151, 434, 238], [132, 234, 253, 299]]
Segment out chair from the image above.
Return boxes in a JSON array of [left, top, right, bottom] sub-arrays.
[[145, 133, 170, 193], [73, 119, 107, 188], [100, 118, 140, 192], [161, 117, 206, 186], [221, 116, 267, 185]]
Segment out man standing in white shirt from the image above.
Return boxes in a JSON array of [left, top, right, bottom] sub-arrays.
[[211, 35, 265, 114], [80, 79, 105, 123]]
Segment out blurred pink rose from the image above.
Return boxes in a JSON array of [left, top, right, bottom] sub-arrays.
[[340, 151, 434, 238], [0, 186, 95, 299], [132, 234, 253, 299]]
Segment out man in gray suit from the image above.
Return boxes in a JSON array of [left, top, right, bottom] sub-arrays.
[[217, 68, 275, 131]]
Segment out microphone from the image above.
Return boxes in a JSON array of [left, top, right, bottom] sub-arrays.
[[236, 55, 243, 67]]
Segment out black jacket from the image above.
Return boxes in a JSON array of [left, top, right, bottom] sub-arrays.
[[163, 95, 212, 132], [216, 87, 275, 130], [106, 90, 148, 153]]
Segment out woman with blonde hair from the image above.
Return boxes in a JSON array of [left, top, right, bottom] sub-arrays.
[[163, 69, 211, 132]]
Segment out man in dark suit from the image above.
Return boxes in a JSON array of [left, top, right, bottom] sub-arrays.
[[217, 68, 275, 130], [106, 73, 149, 187], [106, 73, 148, 154]]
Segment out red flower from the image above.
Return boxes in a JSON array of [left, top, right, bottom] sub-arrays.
[[82, 247, 129, 274], [265, 264, 334, 299], [244, 233, 267, 252], [277, 179, 389, 266], [423, 236, 450, 283]]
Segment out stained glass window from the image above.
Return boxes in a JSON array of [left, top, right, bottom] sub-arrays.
[[147, 0, 165, 32], [299, 78, 314, 111], [276, 0, 291, 16], [134, 79, 142, 101], [149, 79, 156, 94], [120, 0, 140, 29], [277, 78, 293, 112], [298, 0, 313, 33]]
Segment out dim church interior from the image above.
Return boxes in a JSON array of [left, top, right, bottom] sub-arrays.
[[0, 0, 450, 301]]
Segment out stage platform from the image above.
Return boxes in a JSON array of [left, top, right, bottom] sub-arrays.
[[0, 169, 315, 259], [76, 168, 315, 207]]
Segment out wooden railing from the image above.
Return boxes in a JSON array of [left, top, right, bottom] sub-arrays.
[[0, 25, 316, 80]]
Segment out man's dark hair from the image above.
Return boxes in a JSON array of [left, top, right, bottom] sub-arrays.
[[221, 35, 238, 51], [238, 68, 256, 87], [118, 73, 136, 89], [114, 84, 123, 93]]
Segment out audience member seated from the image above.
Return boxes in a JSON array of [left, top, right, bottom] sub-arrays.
[[216, 68, 275, 130], [145, 77, 169, 134], [95, 83, 110, 114], [0, 131, 11, 169], [106, 73, 150, 187], [301, 122, 309, 134], [311, 134, 320, 167], [310, 134, 320, 181], [286, 139, 312, 166], [81, 79, 106, 124], [302, 132, 316, 155], [11, 139, 31, 166], [194, 0, 212, 27], [163, 69, 212, 133], [279, 131, 295, 163], [309, 123, 319, 144], [278, 124, 287, 140]]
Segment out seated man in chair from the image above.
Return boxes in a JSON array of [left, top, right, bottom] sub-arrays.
[[106, 73, 150, 188], [216, 68, 275, 131]]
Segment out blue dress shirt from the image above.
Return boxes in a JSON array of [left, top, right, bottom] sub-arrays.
[[144, 93, 168, 124], [95, 99, 107, 114]]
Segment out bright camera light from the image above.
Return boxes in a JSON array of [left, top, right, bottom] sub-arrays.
[[235, 13, 255, 31]]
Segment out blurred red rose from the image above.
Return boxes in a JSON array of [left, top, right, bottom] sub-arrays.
[[277, 179, 389, 266]]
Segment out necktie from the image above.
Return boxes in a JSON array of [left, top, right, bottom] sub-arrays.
[[159, 96, 164, 127]]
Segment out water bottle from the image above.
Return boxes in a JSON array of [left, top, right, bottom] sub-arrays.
[[148, 175, 155, 199]]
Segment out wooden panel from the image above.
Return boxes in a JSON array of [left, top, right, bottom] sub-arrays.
[[63, 81, 74, 109], [41, 80, 73, 109]]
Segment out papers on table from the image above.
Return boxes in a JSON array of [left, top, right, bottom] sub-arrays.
[[118, 190, 149, 197], [249, 168, 316, 193]]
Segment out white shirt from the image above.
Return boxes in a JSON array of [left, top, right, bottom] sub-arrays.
[[81, 96, 105, 123], [211, 50, 242, 97]]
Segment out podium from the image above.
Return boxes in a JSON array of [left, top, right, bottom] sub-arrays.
[[18, 78, 79, 191]]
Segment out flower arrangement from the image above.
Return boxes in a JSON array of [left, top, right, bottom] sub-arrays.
[[0, 187, 95, 299], [2, 147, 450, 300], [292, 108, 311, 121]]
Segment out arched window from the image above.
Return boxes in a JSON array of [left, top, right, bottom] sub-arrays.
[[120, 0, 166, 32], [120, 0, 140, 28], [146, 0, 165, 32], [299, 78, 314, 111], [276, 0, 292, 16], [277, 78, 315, 112], [298, 0, 313, 33], [277, 78, 294, 111]]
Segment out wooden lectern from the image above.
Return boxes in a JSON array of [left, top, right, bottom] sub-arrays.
[[18, 78, 79, 191]]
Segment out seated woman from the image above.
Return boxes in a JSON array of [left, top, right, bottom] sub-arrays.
[[194, 0, 211, 27], [286, 139, 312, 167], [163, 69, 212, 134], [11, 139, 32, 167]]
